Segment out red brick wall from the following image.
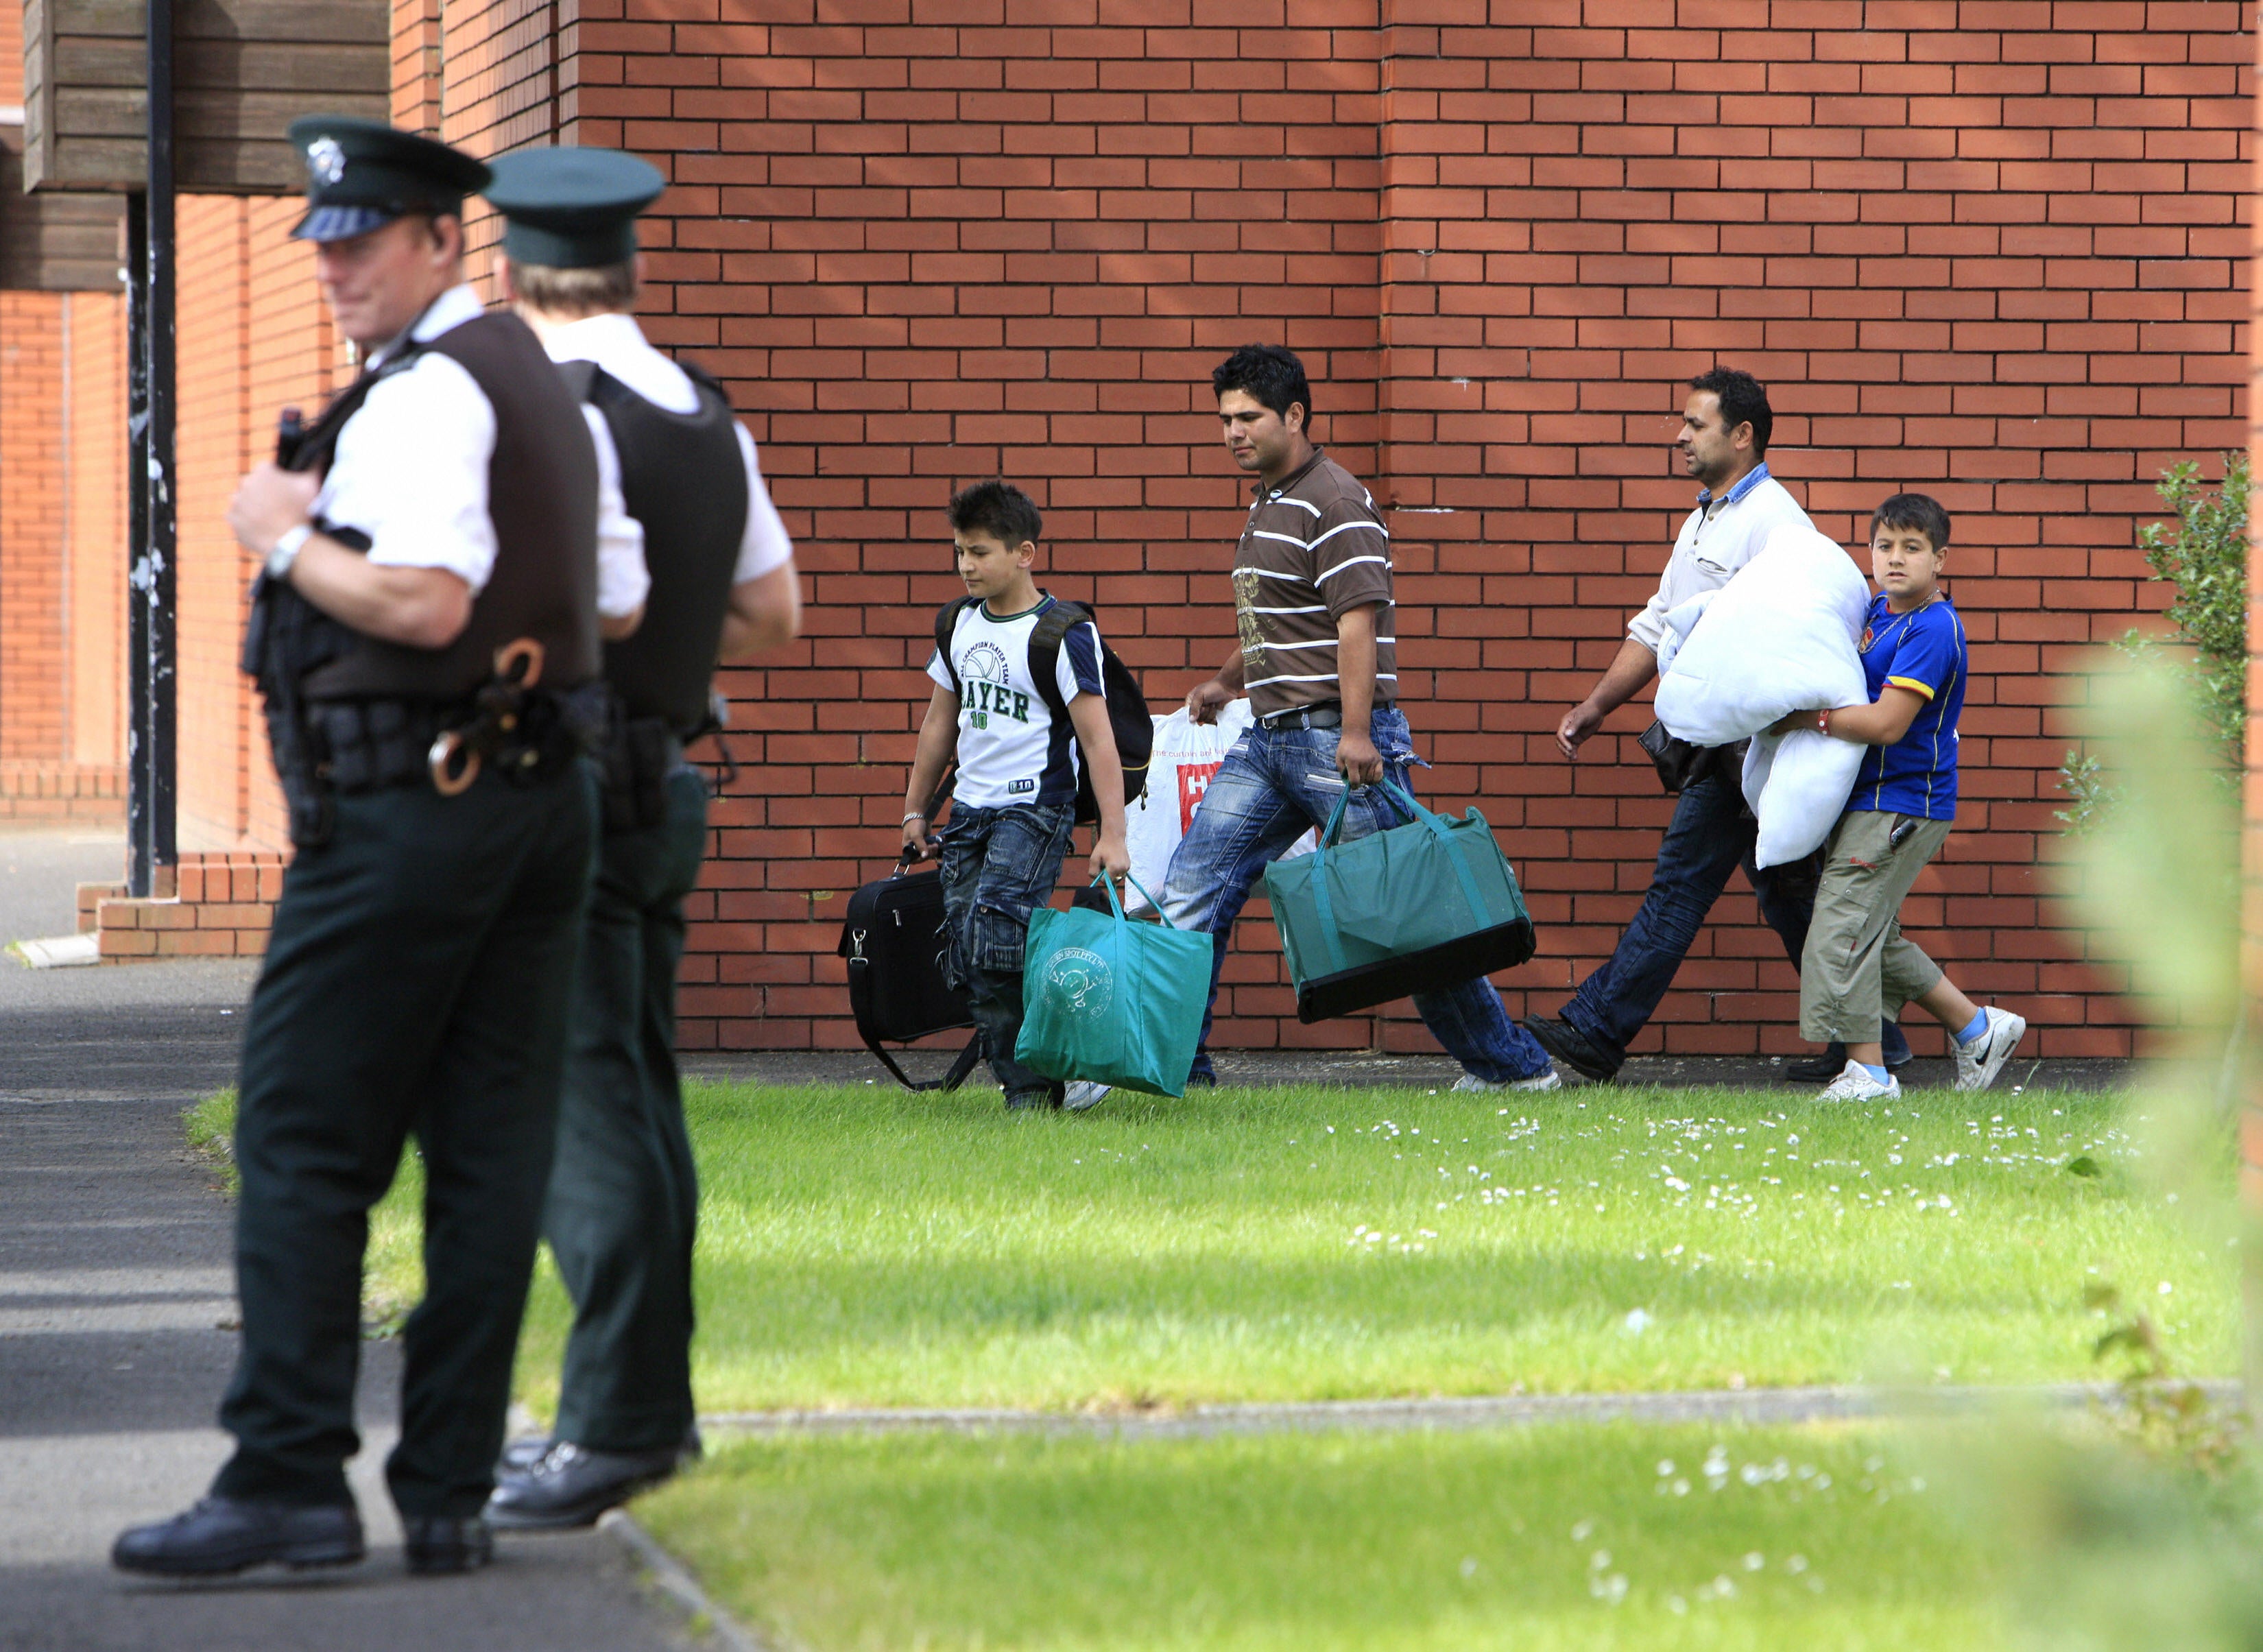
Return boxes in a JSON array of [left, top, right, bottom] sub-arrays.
[[66, 291, 127, 771], [106, 2, 2251, 1060], [520, 2, 2243, 1059], [1363, 1, 2253, 1060], [167, 198, 345, 852], [0, 291, 70, 764]]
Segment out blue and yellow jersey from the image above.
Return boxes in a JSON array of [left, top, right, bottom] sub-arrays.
[[1850, 592, 1965, 820]]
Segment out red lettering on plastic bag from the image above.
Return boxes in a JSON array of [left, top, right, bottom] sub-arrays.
[[1178, 761, 1223, 832]]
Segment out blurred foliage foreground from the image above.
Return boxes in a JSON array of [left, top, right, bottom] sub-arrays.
[[2014, 657, 2262, 1651]]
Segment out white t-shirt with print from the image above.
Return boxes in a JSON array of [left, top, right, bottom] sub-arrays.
[[925, 595, 1104, 809]]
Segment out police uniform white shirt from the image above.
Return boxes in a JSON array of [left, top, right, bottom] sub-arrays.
[[313, 282, 648, 620], [1624, 462, 1812, 656], [536, 311, 796, 586]]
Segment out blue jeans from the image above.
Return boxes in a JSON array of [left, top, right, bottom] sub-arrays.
[[1560, 771, 1819, 1064], [1160, 707, 1553, 1084], [939, 802, 1077, 1099]]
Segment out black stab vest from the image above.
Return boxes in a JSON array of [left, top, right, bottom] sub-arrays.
[[298, 310, 601, 701], [564, 357, 749, 735]]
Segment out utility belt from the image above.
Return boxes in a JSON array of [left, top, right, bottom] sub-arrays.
[[595, 708, 686, 834], [305, 682, 600, 800]]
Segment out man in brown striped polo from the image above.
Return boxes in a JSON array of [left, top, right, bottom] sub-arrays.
[[1158, 344, 1559, 1091]]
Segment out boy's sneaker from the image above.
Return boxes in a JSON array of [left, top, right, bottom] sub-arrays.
[[1952, 1008, 2027, 1092], [1063, 1081, 1111, 1112], [1817, 1061, 1900, 1103], [1451, 1070, 1562, 1094]]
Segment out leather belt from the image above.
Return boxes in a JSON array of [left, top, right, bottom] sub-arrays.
[[1259, 703, 1343, 730]]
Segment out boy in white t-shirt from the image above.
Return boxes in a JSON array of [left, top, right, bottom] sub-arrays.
[[902, 482, 1131, 1111]]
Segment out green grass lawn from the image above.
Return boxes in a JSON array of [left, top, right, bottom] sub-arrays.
[[184, 1080, 2234, 1410], [186, 1077, 2239, 1649], [555, 1081, 2232, 1412], [638, 1420, 2010, 1651]]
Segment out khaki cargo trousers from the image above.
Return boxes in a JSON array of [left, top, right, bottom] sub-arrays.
[[1798, 809, 1953, 1045]]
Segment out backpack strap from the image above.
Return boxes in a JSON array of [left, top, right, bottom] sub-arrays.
[[1025, 599, 1092, 719], [860, 1026, 984, 1093], [933, 595, 979, 695]]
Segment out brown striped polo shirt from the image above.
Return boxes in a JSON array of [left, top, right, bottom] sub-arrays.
[[1230, 448, 1397, 719]]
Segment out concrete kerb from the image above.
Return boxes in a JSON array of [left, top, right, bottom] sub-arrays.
[[599, 1510, 778, 1652], [691, 1380, 2244, 1444]]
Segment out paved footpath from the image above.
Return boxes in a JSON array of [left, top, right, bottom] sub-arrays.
[[0, 828, 697, 1652]]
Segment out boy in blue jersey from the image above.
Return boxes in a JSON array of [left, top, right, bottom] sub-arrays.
[[902, 481, 1132, 1112], [1771, 493, 2026, 1101]]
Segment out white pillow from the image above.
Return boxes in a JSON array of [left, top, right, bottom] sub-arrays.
[[1652, 523, 1872, 867]]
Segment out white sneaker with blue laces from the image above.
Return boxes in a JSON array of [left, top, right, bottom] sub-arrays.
[[1063, 1081, 1112, 1112], [1817, 1061, 1900, 1103], [1952, 1007, 2027, 1092]]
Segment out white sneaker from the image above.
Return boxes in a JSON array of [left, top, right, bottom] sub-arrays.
[[1062, 1081, 1112, 1112], [1817, 1060, 1900, 1103], [1452, 1069, 1563, 1094], [1952, 1007, 2027, 1092]]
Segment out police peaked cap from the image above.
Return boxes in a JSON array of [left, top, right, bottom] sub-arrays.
[[287, 116, 492, 243], [483, 147, 667, 270]]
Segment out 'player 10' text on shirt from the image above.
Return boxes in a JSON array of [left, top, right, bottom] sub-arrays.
[[926, 595, 1105, 810], [1850, 591, 1966, 820]]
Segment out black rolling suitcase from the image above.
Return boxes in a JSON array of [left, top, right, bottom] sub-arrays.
[[839, 851, 984, 1092]]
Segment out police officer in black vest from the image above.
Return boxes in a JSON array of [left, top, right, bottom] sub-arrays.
[[114, 118, 641, 1578], [475, 147, 800, 1529]]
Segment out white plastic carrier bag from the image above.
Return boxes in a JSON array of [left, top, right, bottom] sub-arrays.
[[1125, 702, 1314, 911], [1650, 523, 1871, 868]]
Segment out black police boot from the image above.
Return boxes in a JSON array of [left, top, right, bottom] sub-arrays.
[[1521, 1017, 1618, 1083], [112, 1496, 364, 1577], [485, 1441, 684, 1531], [403, 1513, 494, 1575], [503, 1425, 699, 1476]]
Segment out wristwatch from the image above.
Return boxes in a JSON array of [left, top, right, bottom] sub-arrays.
[[266, 523, 313, 582]]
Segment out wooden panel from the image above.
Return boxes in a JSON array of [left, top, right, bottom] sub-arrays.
[[0, 132, 125, 289], [24, 0, 392, 194]]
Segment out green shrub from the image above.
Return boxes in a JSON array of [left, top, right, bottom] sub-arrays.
[[2057, 455, 2249, 834]]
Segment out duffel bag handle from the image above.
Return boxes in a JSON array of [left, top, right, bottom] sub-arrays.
[[1308, 779, 1493, 978]]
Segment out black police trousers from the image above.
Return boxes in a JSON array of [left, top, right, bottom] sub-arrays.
[[213, 760, 597, 1518], [545, 764, 709, 1453]]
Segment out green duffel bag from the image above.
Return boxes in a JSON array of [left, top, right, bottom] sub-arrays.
[[1016, 874, 1212, 1098], [1262, 778, 1536, 1024]]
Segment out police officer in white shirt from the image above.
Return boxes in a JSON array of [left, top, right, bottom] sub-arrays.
[[1526, 368, 1910, 1084], [116, 117, 628, 1581], [476, 146, 801, 1531]]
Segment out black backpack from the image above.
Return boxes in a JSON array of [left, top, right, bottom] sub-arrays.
[[933, 597, 1151, 824]]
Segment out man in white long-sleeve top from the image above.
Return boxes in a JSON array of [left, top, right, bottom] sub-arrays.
[[1525, 368, 1909, 1084]]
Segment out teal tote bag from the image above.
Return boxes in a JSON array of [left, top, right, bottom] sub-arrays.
[[1261, 778, 1535, 1023], [1016, 874, 1212, 1098]]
